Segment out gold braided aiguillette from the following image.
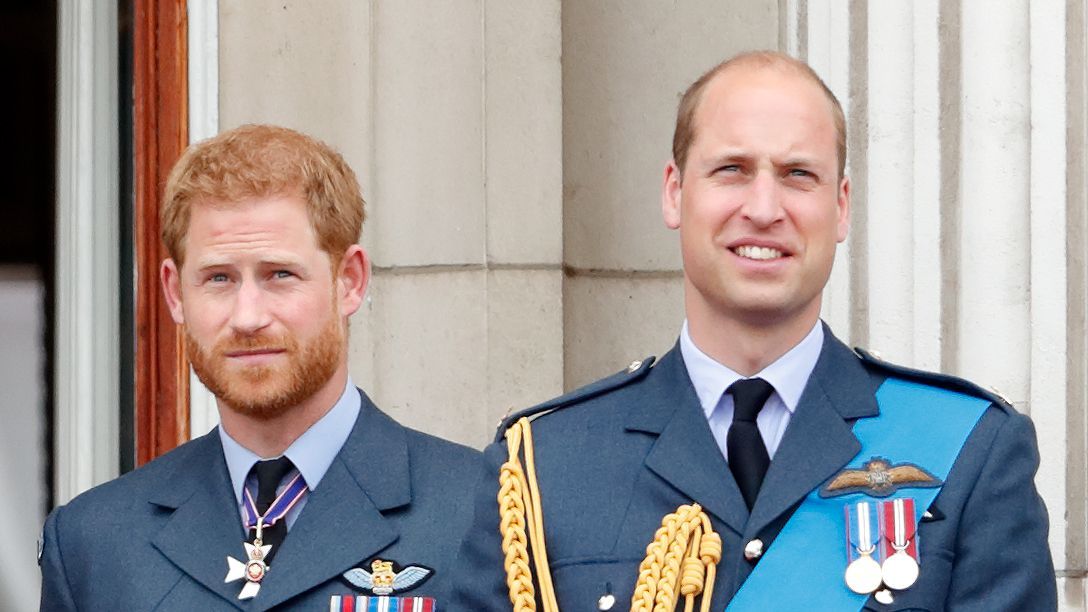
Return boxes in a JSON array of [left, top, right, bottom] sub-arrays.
[[498, 416, 722, 612]]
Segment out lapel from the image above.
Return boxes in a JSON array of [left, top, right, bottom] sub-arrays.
[[746, 324, 880, 536], [624, 326, 881, 539], [253, 390, 409, 611], [625, 346, 751, 536], [149, 431, 249, 611]]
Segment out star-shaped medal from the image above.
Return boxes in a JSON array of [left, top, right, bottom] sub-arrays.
[[225, 540, 272, 600]]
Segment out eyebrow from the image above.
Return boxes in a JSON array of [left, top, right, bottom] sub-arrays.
[[779, 156, 820, 168], [192, 256, 306, 272]]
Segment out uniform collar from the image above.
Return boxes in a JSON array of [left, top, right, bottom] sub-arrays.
[[679, 319, 824, 418], [218, 377, 362, 505]]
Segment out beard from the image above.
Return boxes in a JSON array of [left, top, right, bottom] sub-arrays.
[[186, 313, 345, 421]]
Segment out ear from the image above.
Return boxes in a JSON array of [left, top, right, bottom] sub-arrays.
[[662, 160, 683, 230], [836, 176, 851, 243], [336, 245, 370, 317], [160, 258, 186, 324]]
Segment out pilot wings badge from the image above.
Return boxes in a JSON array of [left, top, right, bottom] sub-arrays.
[[342, 559, 433, 595], [820, 457, 941, 498]]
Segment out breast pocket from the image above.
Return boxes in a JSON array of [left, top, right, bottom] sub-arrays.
[[550, 556, 643, 612], [862, 547, 953, 612]]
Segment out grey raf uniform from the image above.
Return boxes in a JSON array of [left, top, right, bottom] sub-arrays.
[[39, 390, 482, 611], [450, 325, 1056, 611]]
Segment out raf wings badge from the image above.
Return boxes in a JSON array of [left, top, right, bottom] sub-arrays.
[[342, 559, 433, 595], [820, 457, 941, 498]]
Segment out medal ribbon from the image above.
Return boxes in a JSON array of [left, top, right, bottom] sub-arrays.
[[881, 498, 918, 560], [725, 377, 989, 610], [243, 471, 308, 531], [844, 501, 880, 563], [330, 595, 437, 612]]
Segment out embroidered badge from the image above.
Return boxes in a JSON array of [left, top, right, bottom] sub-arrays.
[[342, 559, 433, 595], [820, 457, 941, 498]]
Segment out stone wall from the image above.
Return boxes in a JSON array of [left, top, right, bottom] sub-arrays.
[[216, 1, 1087, 607]]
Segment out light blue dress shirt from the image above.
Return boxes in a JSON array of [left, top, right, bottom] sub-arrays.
[[218, 377, 361, 529], [679, 320, 823, 462]]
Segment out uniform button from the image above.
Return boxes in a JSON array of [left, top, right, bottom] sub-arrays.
[[743, 538, 764, 561], [875, 589, 894, 604], [626, 360, 643, 373], [597, 593, 615, 610]]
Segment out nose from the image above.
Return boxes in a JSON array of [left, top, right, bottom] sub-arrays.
[[228, 279, 272, 335], [742, 170, 785, 228]]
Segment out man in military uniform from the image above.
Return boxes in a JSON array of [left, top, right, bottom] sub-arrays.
[[39, 125, 481, 611], [452, 52, 1056, 610]]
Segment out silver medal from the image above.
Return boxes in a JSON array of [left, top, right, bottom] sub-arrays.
[[225, 519, 273, 600], [845, 553, 883, 594], [844, 502, 882, 594], [881, 499, 920, 590], [881, 549, 919, 590]]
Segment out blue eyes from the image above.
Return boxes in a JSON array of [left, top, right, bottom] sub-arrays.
[[205, 271, 295, 284]]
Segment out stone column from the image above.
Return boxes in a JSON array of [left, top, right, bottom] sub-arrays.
[[792, 0, 1088, 607]]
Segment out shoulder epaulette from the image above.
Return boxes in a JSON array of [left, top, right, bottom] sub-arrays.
[[493, 357, 656, 442], [854, 347, 1014, 411]]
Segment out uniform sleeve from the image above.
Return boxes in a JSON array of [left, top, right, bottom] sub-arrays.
[[39, 506, 78, 612], [449, 443, 520, 611], [947, 411, 1057, 611]]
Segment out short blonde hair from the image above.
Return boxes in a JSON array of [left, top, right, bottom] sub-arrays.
[[161, 124, 365, 265], [672, 51, 847, 178]]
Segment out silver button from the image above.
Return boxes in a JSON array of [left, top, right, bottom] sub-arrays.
[[923, 510, 934, 520], [874, 589, 894, 605], [743, 538, 764, 561], [626, 360, 643, 373], [597, 593, 615, 610]]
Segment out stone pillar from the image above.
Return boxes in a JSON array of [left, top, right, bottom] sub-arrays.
[[792, 1, 1088, 607]]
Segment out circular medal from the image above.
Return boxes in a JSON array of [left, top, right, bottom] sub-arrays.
[[881, 550, 920, 590], [844, 554, 883, 594], [246, 560, 267, 583]]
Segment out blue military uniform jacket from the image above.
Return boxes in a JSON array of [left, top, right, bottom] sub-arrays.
[[451, 326, 1056, 611], [39, 390, 482, 611]]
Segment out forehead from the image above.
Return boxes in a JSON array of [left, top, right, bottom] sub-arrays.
[[183, 195, 321, 264], [690, 65, 838, 155]]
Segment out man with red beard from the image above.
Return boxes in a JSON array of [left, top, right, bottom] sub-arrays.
[[39, 125, 482, 611]]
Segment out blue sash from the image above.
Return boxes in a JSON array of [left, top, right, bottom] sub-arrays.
[[726, 377, 989, 609]]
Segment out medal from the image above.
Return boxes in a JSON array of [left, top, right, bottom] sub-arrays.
[[880, 498, 920, 590], [843, 501, 883, 594], [225, 519, 273, 599], [223, 471, 308, 600]]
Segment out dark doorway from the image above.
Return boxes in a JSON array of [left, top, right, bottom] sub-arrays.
[[0, 2, 57, 609]]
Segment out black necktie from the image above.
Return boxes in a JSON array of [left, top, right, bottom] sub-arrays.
[[251, 456, 295, 564], [726, 378, 775, 510]]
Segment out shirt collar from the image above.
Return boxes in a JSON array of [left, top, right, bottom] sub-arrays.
[[218, 377, 361, 505], [680, 320, 824, 418]]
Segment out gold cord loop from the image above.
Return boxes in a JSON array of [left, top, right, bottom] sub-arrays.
[[630, 504, 720, 612]]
